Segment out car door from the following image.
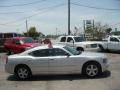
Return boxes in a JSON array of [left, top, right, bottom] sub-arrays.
[[13, 39, 23, 53], [28, 49, 49, 74], [10, 39, 17, 53], [108, 37, 120, 50], [48, 48, 78, 74]]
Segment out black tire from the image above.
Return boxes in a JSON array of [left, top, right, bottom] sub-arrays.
[[77, 47, 84, 51], [15, 65, 32, 80], [82, 62, 101, 78]]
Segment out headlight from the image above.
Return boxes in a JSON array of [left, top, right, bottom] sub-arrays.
[[103, 58, 108, 63]]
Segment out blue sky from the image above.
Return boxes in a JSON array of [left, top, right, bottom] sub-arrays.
[[0, 0, 120, 35]]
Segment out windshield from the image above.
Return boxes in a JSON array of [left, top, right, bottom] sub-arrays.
[[21, 37, 35, 43], [74, 37, 86, 42], [63, 46, 81, 55]]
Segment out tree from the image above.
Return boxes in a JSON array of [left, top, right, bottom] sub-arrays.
[[94, 22, 112, 40], [105, 28, 112, 34], [23, 26, 42, 38]]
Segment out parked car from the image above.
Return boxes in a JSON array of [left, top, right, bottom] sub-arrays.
[[4, 37, 40, 54], [57, 36, 99, 51], [0, 33, 21, 45], [97, 35, 120, 52], [5, 44, 109, 80]]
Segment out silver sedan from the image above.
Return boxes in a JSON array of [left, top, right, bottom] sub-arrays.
[[5, 44, 109, 80]]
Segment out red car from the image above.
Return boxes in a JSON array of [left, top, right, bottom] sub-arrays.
[[4, 37, 40, 54]]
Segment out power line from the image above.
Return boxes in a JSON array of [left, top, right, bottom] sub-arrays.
[[0, 0, 47, 7], [72, 3, 120, 11], [0, 12, 24, 14], [0, 2, 65, 14], [0, 3, 66, 26]]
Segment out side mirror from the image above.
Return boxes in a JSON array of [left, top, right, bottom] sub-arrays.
[[65, 53, 70, 58]]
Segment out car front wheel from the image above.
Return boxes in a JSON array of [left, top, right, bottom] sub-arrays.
[[83, 62, 101, 77]]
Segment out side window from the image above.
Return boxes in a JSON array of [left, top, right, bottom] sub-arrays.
[[110, 37, 119, 42], [29, 49, 48, 57], [29, 48, 70, 57], [60, 37, 66, 42], [53, 48, 69, 56], [67, 37, 73, 42], [13, 39, 20, 44], [47, 49, 54, 56]]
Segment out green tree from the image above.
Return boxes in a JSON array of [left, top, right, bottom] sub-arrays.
[[23, 27, 40, 38], [105, 28, 112, 34]]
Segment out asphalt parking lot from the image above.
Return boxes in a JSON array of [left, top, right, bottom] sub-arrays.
[[0, 52, 120, 90]]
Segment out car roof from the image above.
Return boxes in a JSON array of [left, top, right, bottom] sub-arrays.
[[13, 37, 31, 39], [21, 44, 66, 54], [59, 35, 82, 38]]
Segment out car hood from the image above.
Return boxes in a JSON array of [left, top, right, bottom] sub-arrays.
[[22, 43, 40, 47], [79, 51, 106, 58]]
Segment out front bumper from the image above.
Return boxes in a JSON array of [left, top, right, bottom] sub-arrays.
[[102, 62, 109, 72]]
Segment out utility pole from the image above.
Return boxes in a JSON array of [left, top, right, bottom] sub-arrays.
[[68, 0, 71, 35], [56, 28, 58, 36], [26, 20, 28, 32], [83, 20, 86, 37], [26, 20, 28, 36], [93, 20, 95, 39]]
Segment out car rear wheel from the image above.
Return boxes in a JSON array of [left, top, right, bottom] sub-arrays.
[[83, 62, 101, 77], [15, 66, 32, 80]]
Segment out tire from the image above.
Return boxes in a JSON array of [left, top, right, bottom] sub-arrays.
[[15, 65, 32, 80], [77, 47, 84, 51], [82, 62, 101, 78]]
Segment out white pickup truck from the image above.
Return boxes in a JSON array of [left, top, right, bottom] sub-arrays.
[[57, 36, 99, 51], [98, 35, 120, 52]]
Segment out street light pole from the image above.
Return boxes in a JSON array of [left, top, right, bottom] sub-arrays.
[[68, 0, 71, 35]]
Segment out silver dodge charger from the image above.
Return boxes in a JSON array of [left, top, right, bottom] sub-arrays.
[[5, 44, 109, 80]]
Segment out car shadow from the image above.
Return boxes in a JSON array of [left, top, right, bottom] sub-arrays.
[[7, 71, 111, 81]]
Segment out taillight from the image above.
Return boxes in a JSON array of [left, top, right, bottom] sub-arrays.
[[6, 57, 8, 64]]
